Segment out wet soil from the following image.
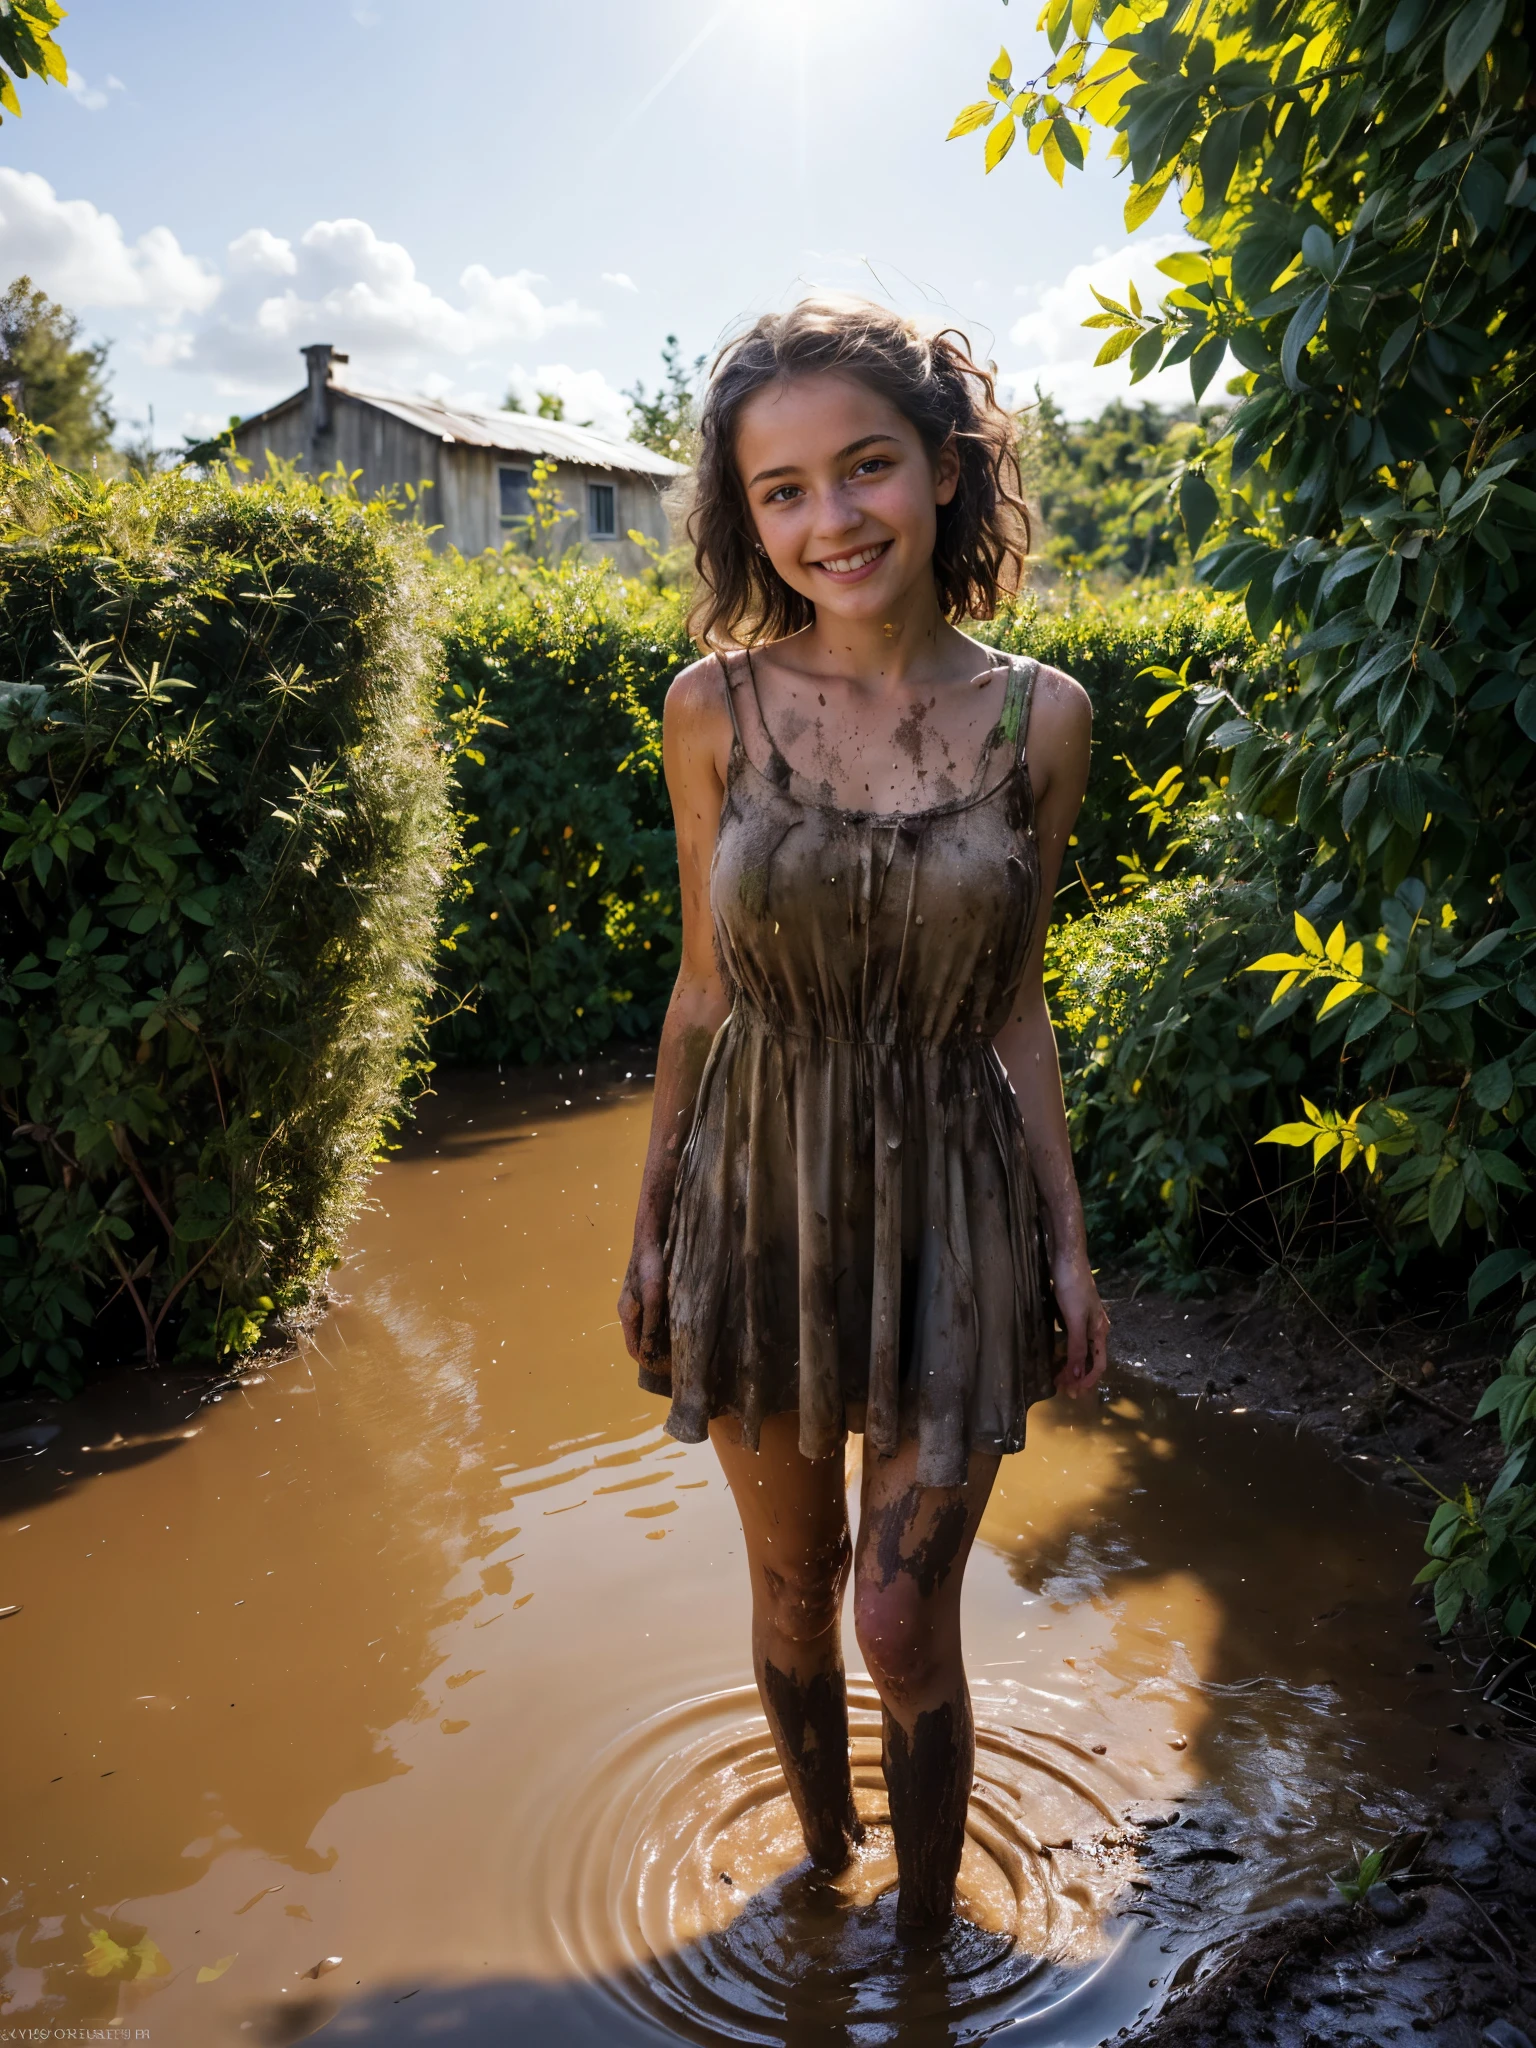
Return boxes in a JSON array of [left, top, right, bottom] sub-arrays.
[[1106, 1289, 1536, 2048], [0, 1065, 1532, 2047]]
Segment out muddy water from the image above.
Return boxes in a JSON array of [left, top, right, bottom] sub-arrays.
[[0, 1067, 1462, 2047]]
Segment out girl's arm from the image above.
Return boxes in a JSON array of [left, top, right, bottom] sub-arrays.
[[619, 657, 734, 1375], [992, 668, 1110, 1400]]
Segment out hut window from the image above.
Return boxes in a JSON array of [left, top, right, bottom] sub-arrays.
[[498, 467, 531, 524], [586, 482, 617, 539]]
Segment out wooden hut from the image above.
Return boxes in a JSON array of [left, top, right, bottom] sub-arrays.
[[231, 344, 685, 572]]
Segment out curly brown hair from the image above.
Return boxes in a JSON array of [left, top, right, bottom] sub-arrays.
[[684, 296, 1030, 650]]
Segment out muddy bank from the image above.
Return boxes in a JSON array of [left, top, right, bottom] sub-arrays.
[[1109, 1288, 1536, 2048]]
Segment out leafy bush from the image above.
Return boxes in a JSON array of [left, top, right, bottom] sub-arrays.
[[978, 587, 1250, 906], [430, 557, 690, 1066], [955, 0, 1536, 1634], [0, 452, 453, 1395]]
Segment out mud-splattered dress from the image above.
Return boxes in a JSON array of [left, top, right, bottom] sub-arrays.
[[642, 647, 1054, 1489]]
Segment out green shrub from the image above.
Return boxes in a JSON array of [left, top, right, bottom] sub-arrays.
[[430, 556, 691, 1066], [0, 452, 453, 1395], [977, 588, 1250, 907]]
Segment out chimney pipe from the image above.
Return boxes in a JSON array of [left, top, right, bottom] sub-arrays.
[[302, 343, 349, 441]]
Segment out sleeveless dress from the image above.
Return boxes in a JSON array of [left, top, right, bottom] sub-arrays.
[[642, 647, 1055, 1489]]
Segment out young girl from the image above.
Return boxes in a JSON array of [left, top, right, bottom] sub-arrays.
[[619, 297, 1109, 1938]]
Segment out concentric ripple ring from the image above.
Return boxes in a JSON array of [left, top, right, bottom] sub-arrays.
[[535, 1677, 1156, 2045]]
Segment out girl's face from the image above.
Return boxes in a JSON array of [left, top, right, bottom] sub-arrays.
[[734, 370, 959, 625]]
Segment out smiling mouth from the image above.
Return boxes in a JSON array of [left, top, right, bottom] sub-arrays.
[[812, 540, 891, 577]]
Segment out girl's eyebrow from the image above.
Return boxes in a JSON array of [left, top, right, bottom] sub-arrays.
[[746, 433, 901, 489]]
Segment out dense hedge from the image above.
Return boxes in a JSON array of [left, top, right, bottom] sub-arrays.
[[0, 454, 452, 1395], [430, 559, 690, 1066], [976, 590, 1249, 903]]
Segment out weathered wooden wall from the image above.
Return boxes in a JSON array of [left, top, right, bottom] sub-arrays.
[[232, 394, 672, 576]]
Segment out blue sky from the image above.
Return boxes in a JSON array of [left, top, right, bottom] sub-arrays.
[[1, 0, 1194, 444]]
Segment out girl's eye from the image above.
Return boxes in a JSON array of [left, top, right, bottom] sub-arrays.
[[852, 458, 891, 477], [764, 484, 802, 504]]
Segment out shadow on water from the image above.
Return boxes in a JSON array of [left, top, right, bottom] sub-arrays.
[[0, 1066, 1458, 2047]]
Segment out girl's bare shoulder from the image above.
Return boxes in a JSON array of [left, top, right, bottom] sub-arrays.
[[666, 651, 734, 730], [1026, 662, 1093, 799]]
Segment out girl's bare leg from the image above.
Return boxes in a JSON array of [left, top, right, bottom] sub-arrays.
[[853, 1438, 1000, 1934], [710, 1411, 862, 1870]]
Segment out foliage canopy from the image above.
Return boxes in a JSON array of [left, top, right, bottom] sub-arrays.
[[956, 0, 1536, 1635]]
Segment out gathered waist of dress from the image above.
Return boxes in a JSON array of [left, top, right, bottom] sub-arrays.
[[728, 999, 998, 1057]]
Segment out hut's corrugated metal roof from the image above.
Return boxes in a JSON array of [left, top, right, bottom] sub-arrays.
[[235, 377, 686, 478]]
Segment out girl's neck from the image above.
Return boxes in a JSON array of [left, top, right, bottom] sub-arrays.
[[795, 576, 967, 691]]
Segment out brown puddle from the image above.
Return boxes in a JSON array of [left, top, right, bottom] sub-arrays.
[[0, 1067, 1462, 2046]]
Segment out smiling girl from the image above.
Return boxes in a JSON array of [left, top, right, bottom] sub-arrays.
[[619, 297, 1109, 1937]]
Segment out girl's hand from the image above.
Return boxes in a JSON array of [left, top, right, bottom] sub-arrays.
[[1050, 1247, 1109, 1401], [619, 1232, 670, 1375]]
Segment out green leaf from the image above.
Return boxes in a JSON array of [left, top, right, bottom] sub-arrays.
[[1471, 1058, 1513, 1110], [1444, 0, 1505, 94], [1186, 335, 1224, 402], [1281, 284, 1329, 391], [1428, 1166, 1466, 1244], [1365, 551, 1404, 626], [1468, 1247, 1535, 1314], [1179, 470, 1221, 554], [1128, 327, 1164, 384]]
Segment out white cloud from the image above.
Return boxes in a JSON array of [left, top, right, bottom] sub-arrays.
[[0, 169, 219, 317], [601, 271, 638, 292], [65, 70, 124, 112], [191, 217, 597, 393], [227, 227, 297, 277], [503, 363, 631, 441], [1003, 234, 1204, 419]]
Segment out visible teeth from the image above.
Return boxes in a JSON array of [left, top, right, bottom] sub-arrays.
[[822, 544, 884, 573]]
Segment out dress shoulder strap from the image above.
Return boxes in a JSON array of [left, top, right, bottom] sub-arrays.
[[997, 654, 1040, 766], [717, 649, 747, 748]]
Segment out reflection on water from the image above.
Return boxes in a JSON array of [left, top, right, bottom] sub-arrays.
[[0, 1067, 1458, 2046]]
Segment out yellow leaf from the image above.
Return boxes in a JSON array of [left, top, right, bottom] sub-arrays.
[[1042, 126, 1067, 184], [1090, 283, 1132, 318], [1259, 1123, 1320, 1147], [1317, 979, 1362, 1016], [1339, 1136, 1360, 1171], [1293, 911, 1323, 956], [1124, 175, 1171, 232], [1300, 1097, 1324, 1124], [984, 116, 1017, 171], [1312, 1131, 1341, 1166], [83, 1932, 133, 1979], [990, 43, 1014, 85], [1325, 921, 1347, 964], [1092, 326, 1138, 366], [198, 1955, 238, 1984], [1342, 941, 1364, 977], [1071, 0, 1095, 32], [1271, 970, 1299, 1002], [1246, 951, 1308, 972], [947, 100, 997, 138], [1146, 688, 1184, 719], [1127, 278, 1142, 317], [1364, 1144, 1379, 1172]]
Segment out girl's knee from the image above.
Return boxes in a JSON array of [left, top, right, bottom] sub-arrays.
[[757, 1534, 851, 1646], [853, 1578, 946, 1699]]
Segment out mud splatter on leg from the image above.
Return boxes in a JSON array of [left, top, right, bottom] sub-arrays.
[[882, 1694, 972, 1933], [762, 1659, 863, 1870]]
